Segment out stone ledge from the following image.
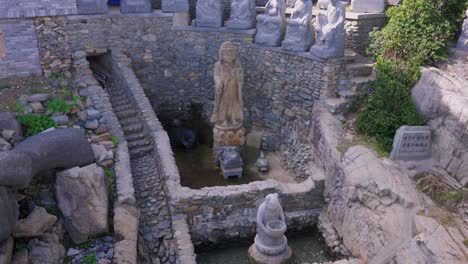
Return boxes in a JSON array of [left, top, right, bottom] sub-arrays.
[[255, 7, 386, 20], [172, 25, 257, 35], [67, 9, 172, 20]]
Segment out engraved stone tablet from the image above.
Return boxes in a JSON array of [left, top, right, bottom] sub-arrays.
[[194, 0, 224, 28], [390, 126, 431, 160], [351, 0, 386, 13], [121, 0, 152, 13], [76, 0, 108, 15]]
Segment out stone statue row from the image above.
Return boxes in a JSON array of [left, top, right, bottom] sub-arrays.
[[256, 0, 345, 58]]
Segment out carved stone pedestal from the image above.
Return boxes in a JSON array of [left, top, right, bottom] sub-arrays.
[[213, 124, 245, 147], [248, 244, 292, 264]]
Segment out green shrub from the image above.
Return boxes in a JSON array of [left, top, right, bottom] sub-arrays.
[[16, 114, 56, 136], [47, 98, 71, 113], [104, 168, 117, 201], [82, 253, 98, 264], [49, 72, 63, 79]]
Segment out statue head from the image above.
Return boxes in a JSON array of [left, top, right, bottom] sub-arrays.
[[264, 193, 281, 209], [330, 0, 338, 5], [219, 41, 238, 64]]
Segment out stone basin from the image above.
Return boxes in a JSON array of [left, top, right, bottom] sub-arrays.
[[267, 220, 286, 238]]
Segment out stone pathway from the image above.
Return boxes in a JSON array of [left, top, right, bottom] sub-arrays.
[[100, 73, 176, 264]]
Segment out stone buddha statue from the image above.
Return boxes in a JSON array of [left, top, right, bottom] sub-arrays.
[[255, 0, 287, 47], [281, 0, 314, 52], [211, 42, 245, 147], [248, 193, 292, 264], [194, 0, 224, 27], [226, 0, 257, 29], [310, 0, 345, 59]]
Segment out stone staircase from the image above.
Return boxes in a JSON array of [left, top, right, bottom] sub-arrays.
[[325, 50, 376, 115]]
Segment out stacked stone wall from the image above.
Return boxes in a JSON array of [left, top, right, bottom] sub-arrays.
[[0, 0, 77, 19], [345, 15, 387, 54]]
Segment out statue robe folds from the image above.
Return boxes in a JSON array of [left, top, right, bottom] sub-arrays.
[[309, 0, 345, 59], [226, 0, 257, 29], [281, 0, 314, 52], [194, 0, 224, 27], [255, 0, 286, 47]]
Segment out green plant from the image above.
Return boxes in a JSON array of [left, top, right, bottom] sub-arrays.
[[111, 136, 119, 146], [47, 98, 71, 113], [63, 90, 73, 100], [16, 114, 56, 136], [104, 168, 117, 201], [71, 95, 82, 110], [49, 72, 63, 79], [12, 102, 26, 113], [82, 253, 98, 264]]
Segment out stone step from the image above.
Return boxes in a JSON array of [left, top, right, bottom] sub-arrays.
[[128, 139, 152, 150], [120, 117, 140, 127], [122, 123, 144, 134], [325, 97, 348, 115], [338, 89, 356, 100], [126, 132, 148, 142], [107, 89, 126, 96], [129, 145, 153, 158], [350, 73, 376, 96], [112, 100, 132, 108], [346, 62, 374, 78], [109, 95, 129, 103], [113, 104, 133, 113], [116, 109, 137, 119]]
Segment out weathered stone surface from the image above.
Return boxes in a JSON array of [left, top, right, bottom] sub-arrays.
[[255, 0, 286, 47], [310, 0, 346, 59], [194, 0, 224, 27], [389, 126, 431, 161], [457, 10, 468, 52], [120, 0, 152, 14], [351, 0, 386, 13], [27, 94, 50, 103], [113, 240, 137, 264], [10, 249, 28, 264], [0, 186, 19, 242], [0, 236, 13, 264], [27, 239, 65, 264], [0, 112, 22, 137], [56, 164, 109, 244], [281, 0, 314, 52], [226, 0, 257, 30], [13, 206, 57, 238], [0, 138, 11, 151], [51, 115, 69, 126], [76, 0, 108, 15], [162, 0, 189, 13], [114, 204, 138, 242]]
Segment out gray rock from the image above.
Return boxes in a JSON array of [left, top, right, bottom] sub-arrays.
[[77, 110, 88, 121], [85, 120, 99, 130], [0, 112, 22, 137], [29, 102, 45, 114], [281, 0, 314, 52], [56, 164, 109, 244], [0, 186, 19, 242], [0, 128, 94, 189], [255, 0, 286, 47], [27, 94, 50, 103], [226, 0, 256, 30], [351, 0, 386, 13], [86, 109, 102, 120], [13, 206, 57, 238], [51, 115, 69, 126], [0, 236, 13, 264], [1, 130, 15, 141], [194, 0, 224, 27], [0, 138, 11, 151], [28, 239, 65, 264], [66, 248, 80, 257]]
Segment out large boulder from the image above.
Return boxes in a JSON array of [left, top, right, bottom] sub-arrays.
[[0, 186, 19, 242], [0, 128, 94, 188], [13, 206, 57, 238], [56, 164, 109, 244], [0, 112, 22, 138], [0, 236, 13, 264], [27, 239, 65, 264]]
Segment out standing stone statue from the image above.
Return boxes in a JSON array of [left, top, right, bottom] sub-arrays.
[[226, 0, 257, 29], [121, 0, 152, 13], [309, 0, 345, 59], [211, 42, 245, 147], [248, 193, 292, 264], [351, 0, 385, 13], [255, 0, 287, 47], [457, 9, 468, 52], [281, 0, 314, 52], [317, 0, 329, 9], [194, 0, 224, 27]]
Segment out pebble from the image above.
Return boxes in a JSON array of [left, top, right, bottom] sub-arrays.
[[52, 115, 69, 126], [27, 93, 50, 102], [30, 102, 45, 113], [67, 248, 80, 257], [86, 109, 102, 120], [85, 120, 99, 130]]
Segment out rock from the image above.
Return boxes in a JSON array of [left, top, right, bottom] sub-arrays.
[[0, 236, 13, 264], [56, 164, 109, 244], [114, 205, 138, 242], [0, 186, 18, 242], [0, 128, 94, 188], [1, 130, 15, 141], [77, 110, 88, 121], [73, 51, 86, 60], [51, 115, 69, 126], [10, 249, 28, 264], [86, 109, 102, 121], [27, 94, 50, 103], [91, 133, 113, 143], [91, 144, 113, 166], [66, 248, 80, 257], [0, 138, 11, 151], [13, 206, 57, 238], [113, 240, 137, 264], [27, 239, 65, 264], [0, 112, 22, 137], [29, 102, 45, 114], [85, 120, 99, 130], [95, 124, 109, 134]]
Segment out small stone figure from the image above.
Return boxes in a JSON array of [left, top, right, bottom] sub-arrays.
[[168, 119, 196, 150], [256, 151, 269, 172], [317, 0, 329, 9], [281, 0, 314, 52], [194, 0, 224, 27], [226, 0, 257, 29], [457, 9, 468, 52], [351, 0, 386, 13], [248, 193, 292, 264], [309, 0, 345, 59], [255, 0, 287, 47], [211, 41, 245, 147]]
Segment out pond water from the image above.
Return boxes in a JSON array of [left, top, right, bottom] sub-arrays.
[[196, 230, 334, 264]]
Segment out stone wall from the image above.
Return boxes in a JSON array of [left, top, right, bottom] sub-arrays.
[[0, 19, 42, 78], [0, 0, 77, 19], [345, 12, 387, 54]]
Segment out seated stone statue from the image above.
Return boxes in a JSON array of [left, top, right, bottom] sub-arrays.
[[281, 0, 313, 52], [255, 0, 287, 47], [194, 0, 224, 27], [310, 0, 345, 59], [226, 0, 257, 29], [248, 193, 291, 263]]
